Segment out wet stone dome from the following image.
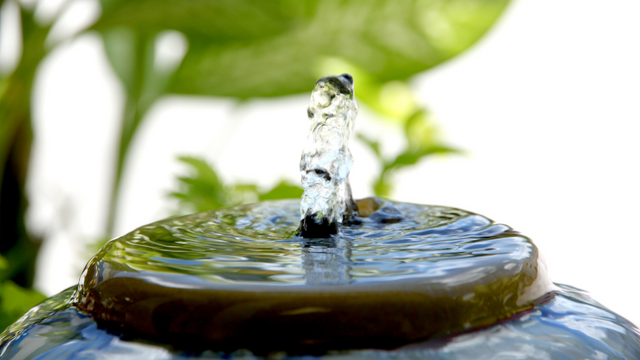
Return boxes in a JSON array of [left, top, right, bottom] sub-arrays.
[[76, 198, 549, 352]]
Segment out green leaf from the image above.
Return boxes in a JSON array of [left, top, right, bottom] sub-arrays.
[[259, 181, 303, 201], [356, 133, 383, 161], [94, 0, 314, 41], [101, 27, 138, 92], [0, 76, 8, 97], [103, 29, 168, 236], [91, 0, 510, 99], [170, 156, 303, 214], [0, 280, 46, 331], [228, 183, 260, 206], [372, 144, 459, 198], [373, 176, 393, 199], [170, 156, 228, 212], [0, 255, 7, 270], [386, 145, 459, 171]]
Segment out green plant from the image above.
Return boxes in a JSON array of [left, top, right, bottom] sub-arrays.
[[0, 255, 46, 331], [170, 156, 303, 214]]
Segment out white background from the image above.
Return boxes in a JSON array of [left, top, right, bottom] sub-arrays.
[[3, 0, 639, 326]]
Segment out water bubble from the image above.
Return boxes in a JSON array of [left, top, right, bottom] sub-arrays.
[[299, 74, 359, 236]]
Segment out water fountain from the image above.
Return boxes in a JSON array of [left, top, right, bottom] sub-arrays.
[[1, 74, 639, 359]]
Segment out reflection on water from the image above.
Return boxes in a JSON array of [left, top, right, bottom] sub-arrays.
[[302, 237, 352, 285], [77, 200, 539, 288], [1, 199, 640, 358]]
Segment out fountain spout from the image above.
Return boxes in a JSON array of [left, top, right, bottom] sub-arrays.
[[299, 73, 359, 238]]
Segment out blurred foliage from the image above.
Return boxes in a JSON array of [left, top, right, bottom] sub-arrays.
[[95, 0, 511, 98], [170, 156, 302, 213], [0, 0, 509, 330], [339, 63, 462, 197], [91, 0, 507, 209], [0, 255, 46, 331], [0, 1, 48, 330]]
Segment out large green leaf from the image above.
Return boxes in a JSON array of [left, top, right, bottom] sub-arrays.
[[169, 0, 509, 98], [0, 280, 47, 331], [94, 0, 509, 99], [0, 255, 46, 331], [94, 0, 319, 42]]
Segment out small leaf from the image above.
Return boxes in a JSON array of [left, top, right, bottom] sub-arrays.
[[170, 156, 228, 212], [177, 156, 224, 188], [387, 145, 459, 171], [169, 156, 304, 214], [259, 181, 303, 201], [385, 151, 424, 171], [102, 27, 138, 92], [0, 77, 8, 98], [0, 281, 46, 331], [373, 176, 393, 199], [228, 183, 260, 205], [356, 133, 383, 160]]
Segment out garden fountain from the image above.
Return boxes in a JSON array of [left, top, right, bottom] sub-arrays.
[[1, 74, 640, 359]]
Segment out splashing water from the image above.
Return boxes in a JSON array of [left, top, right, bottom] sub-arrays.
[[299, 73, 358, 237]]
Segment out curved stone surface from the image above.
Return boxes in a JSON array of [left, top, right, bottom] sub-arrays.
[[4, 285, 640, 359], [74, 199, 553, 352]]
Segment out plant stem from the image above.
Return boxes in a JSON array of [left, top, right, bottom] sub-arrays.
[[0, 4, 49, 287], [104, 34, 153, 237], [0, 6, 48, 193]]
